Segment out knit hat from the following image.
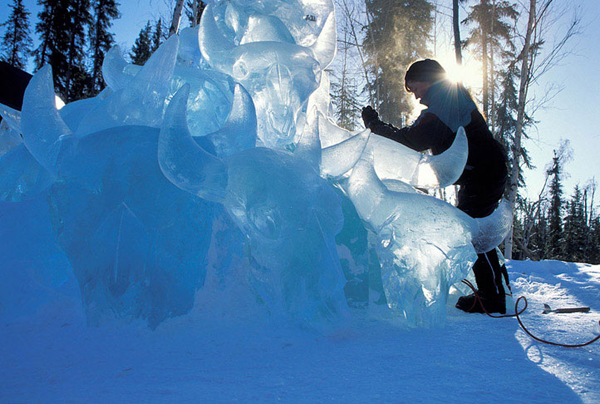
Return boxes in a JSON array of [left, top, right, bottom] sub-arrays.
[[404, 59, 447, 90]]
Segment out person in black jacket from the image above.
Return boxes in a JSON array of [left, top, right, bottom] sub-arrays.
[[362, 59, 509, 314]]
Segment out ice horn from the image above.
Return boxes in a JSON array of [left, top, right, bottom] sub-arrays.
[[309, 10, 336, 69], [294, 108, 322, 170], [102, 45, 131, 91], [411, 126, 468, 188], [321, 127, 370, 178], [206, 83, 257, 157], [134, 34, 179, 100], [21, 65, 72, 174], [158, 84, 228, 204], [370, 125, 468, 189], [198, 4, 235, 68], [471, 199, 513, 254], [345, 144, 388, 228]]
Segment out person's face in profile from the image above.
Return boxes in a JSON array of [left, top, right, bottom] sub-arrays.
[[405, 80, 432, 104]]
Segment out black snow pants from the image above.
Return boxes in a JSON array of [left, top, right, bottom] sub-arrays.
[[457, 163, 509, 298]]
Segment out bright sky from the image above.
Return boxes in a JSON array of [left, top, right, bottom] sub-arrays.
[[1, 0, 599, 203], [523, 0, 600, 202]]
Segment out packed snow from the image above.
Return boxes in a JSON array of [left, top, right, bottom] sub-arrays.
[[0, 258, 598, 403]]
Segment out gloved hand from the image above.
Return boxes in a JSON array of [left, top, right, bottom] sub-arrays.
[[361, 106, 379, 128]]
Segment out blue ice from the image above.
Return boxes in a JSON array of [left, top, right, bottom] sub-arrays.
[[0, 0, 511, 329]]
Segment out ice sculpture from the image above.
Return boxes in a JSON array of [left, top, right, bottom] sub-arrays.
[[198, 1, 336, 149], [159, 85, 348, 323], [19, 66, 223, 328], [343, 146, 505, 326], [0, 0, 512, 329], [0, 106, 55, 202], [369, 127, 468, 189]]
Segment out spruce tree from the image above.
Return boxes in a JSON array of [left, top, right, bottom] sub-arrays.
[[330, 28, 361, 131], [495, 64, 520, 141], [495, 60, 533, 230], [130, 21, 153, 65], [34, 0, 70, 74], [363, 0, 434, 127], [463, 0, 518, 122], [530, 209, 548, 259], [546, 151, 564, 259], [588, 216, 600, 264], [0, 0, 33, 70], [495, 63, 520, 181], [151, 19, 164, 52], [34, 0, 93, 101], [563, 186, 587, 262], [330, 72, 361, 131], [89, 0, 120, 95], [64, 0, 92, 101]]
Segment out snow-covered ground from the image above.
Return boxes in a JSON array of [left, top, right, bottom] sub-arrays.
[[1, 259, 598, 403]]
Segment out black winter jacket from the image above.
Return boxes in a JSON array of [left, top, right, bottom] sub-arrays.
[[368, 109, 508, 218]]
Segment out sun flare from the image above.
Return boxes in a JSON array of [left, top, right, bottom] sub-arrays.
[[436, 52, 483, 92], [444, 61, 482, 90], [407, 53, 483, 121]]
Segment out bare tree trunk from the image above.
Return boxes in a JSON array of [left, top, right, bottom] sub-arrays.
[[489, 0, 496, 134], [340, 29, 350, 124], [480, 1, 490, 121], [504, 0, 536, 259], [363, 1, 379, 106], [453, 0, 462, 65], [191, 0, 199, 27], [169, 0, 185, 36], [190, 0, 205, 27], [590, 181, 596, 226], [337, 0, 375, 106], [514, 236, 538, 260]]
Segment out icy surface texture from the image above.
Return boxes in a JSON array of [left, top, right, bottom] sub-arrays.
[[159, 85, 348, 323], [199, 1, 334, 149], [344, 147, 478, 326], [49, 124, 218, 329], [0, 109, 54, 202], [0, 0, 512, 328], [0, 196, 73, 321], [370, 126, 468, 189]]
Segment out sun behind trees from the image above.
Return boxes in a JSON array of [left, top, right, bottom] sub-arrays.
[[329, 0, 586, 262]]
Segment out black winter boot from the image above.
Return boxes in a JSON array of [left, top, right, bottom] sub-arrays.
[[456, 249, 508, 314], [455, 292, 506, 314]]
